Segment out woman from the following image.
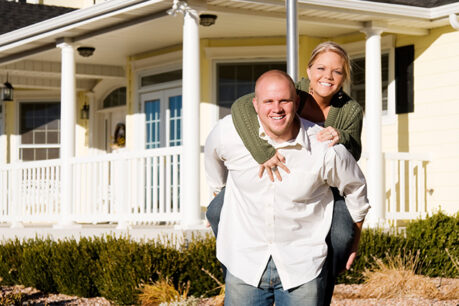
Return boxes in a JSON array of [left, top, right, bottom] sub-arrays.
[[207, 41, 363, 303]]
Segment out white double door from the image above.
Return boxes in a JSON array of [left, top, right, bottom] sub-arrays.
[[140, 87, 182, 149]]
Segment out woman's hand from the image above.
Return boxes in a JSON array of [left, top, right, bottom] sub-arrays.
[[317, 127, 340, 147], [258, 151, 290, 182]]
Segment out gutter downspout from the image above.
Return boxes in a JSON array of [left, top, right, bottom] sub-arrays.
[[449, 13, 459, 30]]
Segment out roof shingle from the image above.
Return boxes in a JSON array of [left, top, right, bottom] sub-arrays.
[[0, 0, 75, 35]]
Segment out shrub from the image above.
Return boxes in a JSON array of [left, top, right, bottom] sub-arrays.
[[0, 238, 23, 285], [18, 238, 57, 293], [405, 211, 459, 278], [0, 212, 456, 303], [50, 237, 100, 297]]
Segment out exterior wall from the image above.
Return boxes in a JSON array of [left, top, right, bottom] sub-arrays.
[[395, 26, 459, 215], [332, 28, 459, 215]]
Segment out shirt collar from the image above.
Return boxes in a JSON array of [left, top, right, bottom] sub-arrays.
[[257, 116, 312, 151]]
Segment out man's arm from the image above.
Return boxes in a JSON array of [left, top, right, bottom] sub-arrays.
[[323, 145, 370, 269], [204, 119, 228, 195], [323, 145, 370, 223]]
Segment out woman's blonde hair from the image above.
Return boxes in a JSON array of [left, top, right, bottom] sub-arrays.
[[307, 41, 351, 83]]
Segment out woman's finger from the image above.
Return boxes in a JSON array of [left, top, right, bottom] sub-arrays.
[[258, 165, 265, 178], [266, 167, 275, 182], [275, 151, 286, 164]]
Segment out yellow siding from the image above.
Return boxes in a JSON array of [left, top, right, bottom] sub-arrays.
[[393, 26, 459, 214]]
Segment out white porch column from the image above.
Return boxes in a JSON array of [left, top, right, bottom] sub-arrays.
[[362, 25, 385, 226], [286, 0, 298, 82], [55, 38, 77, 227], [169, 1, 202, 227]]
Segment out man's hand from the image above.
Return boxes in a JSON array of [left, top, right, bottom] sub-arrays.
[[345, 221, 364, 270], [258, 151, 290, 182]]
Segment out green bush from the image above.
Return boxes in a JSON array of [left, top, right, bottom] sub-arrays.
[[337, 211, 459, 284], [92, 235, 155, 305], [405, 211, 459, 278], [18, 238, 57, 293], [0, 238, 23, 285], [50, 237, 100, 297], [0, 212, 456, 303]]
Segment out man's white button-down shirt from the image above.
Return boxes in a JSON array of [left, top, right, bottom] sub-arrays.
[[205, 115, 370, 290]]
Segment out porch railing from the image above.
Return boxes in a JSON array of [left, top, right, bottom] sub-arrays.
[[0, 149, 430, 227], [0, 147, 182, 226], [358, 152, 432, 224]]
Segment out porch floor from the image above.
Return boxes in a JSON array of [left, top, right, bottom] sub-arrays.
[[0, 221, 211, 242]]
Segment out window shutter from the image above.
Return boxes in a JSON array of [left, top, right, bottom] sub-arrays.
[[395, 45, 414, 114]]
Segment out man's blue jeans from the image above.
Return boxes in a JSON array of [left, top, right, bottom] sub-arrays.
[[206, 187, 355, 304], [224, 257, 328, 306]]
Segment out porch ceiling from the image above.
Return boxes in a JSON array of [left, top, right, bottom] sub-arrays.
[[0, 0, 458, 91]]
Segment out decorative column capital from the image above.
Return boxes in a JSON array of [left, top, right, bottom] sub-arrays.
[[56, 37, 74, 49], [361, 21, 385, 37], [168, 0, 199, 21]]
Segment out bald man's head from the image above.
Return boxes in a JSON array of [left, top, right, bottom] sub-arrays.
[[252, 70, 299, 143]]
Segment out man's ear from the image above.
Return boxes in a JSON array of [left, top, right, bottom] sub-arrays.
[[294, 95, 300, 112], [252, 97, 259, 114]]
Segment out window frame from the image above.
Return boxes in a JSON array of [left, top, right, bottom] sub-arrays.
[[17, 100, 61, 161], [215, 60, 287, 111], [141, 87, 182, 149], [208, 45, 286, 123], [342, 35, 396, 125]]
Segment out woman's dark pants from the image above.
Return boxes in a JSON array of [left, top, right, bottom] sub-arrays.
[[206, 186, 355, 306]]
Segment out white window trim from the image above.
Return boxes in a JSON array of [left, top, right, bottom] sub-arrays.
[[16, 99, 61, 161], [342, 35, 396, 125], [141, 87, 182, 148], [132, 51, 183, 113]]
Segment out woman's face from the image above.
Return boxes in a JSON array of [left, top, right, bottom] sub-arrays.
[[307, 51, 346, 101]]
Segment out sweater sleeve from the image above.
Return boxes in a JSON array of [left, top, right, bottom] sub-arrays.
[[325, 99, 363, 161], [231, 93, 276, 164]]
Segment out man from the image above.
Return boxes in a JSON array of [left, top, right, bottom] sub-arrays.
[[205, 70, 370, 305]]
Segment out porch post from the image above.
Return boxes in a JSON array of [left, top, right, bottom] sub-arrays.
[[55, 38, 77, 228], [169, 1, 202, 227], [286, 0, 298, 82], [362, 25, 385, 226]]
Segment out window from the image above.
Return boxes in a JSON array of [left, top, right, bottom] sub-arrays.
[[350, 53, 389, 112], [141, 70, 182, 87], [20, 102, 60, 161], [143, 88, 182, 149], [216, 62, 286, 117], [103, 87, 126, 109]]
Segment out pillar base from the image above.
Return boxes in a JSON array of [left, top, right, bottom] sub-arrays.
[[53, 221, 82, 229]]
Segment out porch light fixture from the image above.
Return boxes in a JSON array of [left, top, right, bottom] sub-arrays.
[[2, 74, 14, 102], [80, 103, 90, 120], [77, 46, 95, 57], [199, 14, 217, 26]]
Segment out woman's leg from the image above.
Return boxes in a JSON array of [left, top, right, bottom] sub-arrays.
[[323, 187, 355, 305], [205, 186, 226, 237], [205, 187, 227, 278]]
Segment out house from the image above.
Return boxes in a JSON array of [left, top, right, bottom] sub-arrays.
[[0, 0, 458, 234]]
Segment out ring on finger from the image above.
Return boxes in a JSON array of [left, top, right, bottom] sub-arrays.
[[271, 166, 278, 172]]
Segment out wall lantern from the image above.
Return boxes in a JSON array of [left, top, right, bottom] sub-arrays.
[[77, 46, 95, 57], [2, 74, 14, 102], [80, 103, 90, 120], [199, 14, 217, 26]]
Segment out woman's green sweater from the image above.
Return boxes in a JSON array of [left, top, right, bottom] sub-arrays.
[[231, 78, 363, 163]]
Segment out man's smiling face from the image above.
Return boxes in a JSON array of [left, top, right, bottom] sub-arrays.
[[253, 71, 299, 143]]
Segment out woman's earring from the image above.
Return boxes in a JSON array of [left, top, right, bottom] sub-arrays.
[[338, 88, 343, 100], [309, 86, 314, 96]]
